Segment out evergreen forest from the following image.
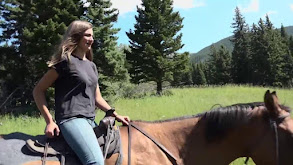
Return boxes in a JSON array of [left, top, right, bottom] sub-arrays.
[[0, 1, 292, 113]]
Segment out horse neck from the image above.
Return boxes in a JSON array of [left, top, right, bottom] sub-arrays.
[[132, 117, 199, 157], [218, 112, 271, 163], [181, 112, 270, 165]]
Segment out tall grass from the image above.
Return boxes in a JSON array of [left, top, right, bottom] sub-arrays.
[[114, 85, 293, 121], [0, 115, 46, 135], [1, 85, 292, 165]]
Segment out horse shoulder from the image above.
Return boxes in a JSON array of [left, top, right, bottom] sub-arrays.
[[120, 123, 176, 165]]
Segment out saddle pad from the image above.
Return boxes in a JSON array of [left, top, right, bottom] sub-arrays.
[[26, 127, 121, 158]]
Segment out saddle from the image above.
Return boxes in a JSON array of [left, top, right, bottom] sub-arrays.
[[26, 116, 122, 165]]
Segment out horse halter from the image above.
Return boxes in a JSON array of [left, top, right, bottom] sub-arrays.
[[245, 112, 291, 165]]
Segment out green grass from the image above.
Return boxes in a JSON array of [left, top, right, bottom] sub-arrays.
[[0, 114, 46, 135], [1, 85, 293, 165], [114, 85, 293, 121]]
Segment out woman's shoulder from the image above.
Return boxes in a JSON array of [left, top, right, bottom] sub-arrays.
[[60, 55, 69, 63], [49, 56, 69, 71], [89, 60, 96, 66], [88, 61, 98, 73]]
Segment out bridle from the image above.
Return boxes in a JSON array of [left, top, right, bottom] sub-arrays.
[[269, 113, 291, 165], [245, 112, 291, 165]]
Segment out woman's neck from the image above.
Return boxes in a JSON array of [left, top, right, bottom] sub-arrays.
[[72, 49, 86, 60]]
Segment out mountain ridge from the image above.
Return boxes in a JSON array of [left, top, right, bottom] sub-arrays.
[[190, 26, 293, 63]]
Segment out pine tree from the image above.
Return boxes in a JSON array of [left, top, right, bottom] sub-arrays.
[[206, 45, 231, 84], [250, 16, 288, 86], [280, 24, 289, 41], [171, 52, 192, 86], [279, 24, 293, 86], [191, 64, 197, 85], [198, 63, 207, 85], [230, 7, 251, 84], [206, 45, 217, 84], [216, 45, 232, 84], [263, 16, 288, 86], [192, 63, 206, 85], [0, 0, 83, 108], [289, 36, 293, 55], [281, 53, 293, 87], [126, 0, 185, 94], [84, 0, 129, 101], [250, 20, 269, 85]]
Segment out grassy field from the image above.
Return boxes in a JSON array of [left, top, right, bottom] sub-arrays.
[[1, 85, 293, 164]]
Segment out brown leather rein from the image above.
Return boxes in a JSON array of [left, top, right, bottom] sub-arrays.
[[127, 122, 179, 165]]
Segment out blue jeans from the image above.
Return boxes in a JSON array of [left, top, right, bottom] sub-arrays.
[[59, 117, 104, 165]]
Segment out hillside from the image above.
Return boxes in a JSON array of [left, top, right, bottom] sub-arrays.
[[190, 26, 293, 63]]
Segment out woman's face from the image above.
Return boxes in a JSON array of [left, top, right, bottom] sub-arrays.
[[77, 28, 94, 52]]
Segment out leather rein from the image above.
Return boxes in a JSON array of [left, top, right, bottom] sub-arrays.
[[270, 113, 290, 165], [245, 113, 291, 165], [127, 122, 179, 165]]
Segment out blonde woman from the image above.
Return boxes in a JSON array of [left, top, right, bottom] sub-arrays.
[[33, 20, 129, 165]]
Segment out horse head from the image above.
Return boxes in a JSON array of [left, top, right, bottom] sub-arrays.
[[252, 90, 293, 165]]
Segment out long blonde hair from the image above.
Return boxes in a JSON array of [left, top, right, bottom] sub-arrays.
[[48, 20, 93, 67]]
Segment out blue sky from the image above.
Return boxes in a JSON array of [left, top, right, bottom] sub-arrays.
[[1, 0, 292, 53], [111, 0, 293, 53]]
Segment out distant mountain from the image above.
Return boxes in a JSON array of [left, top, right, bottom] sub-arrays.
[[190, 26, 293, 63]]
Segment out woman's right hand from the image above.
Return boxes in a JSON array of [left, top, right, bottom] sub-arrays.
[[45, 122, 60, 138]]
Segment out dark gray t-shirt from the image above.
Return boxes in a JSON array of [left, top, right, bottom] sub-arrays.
[[52, 55, 99, 123]]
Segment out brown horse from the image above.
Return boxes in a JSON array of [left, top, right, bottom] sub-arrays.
[[1, 90, 293, 165]]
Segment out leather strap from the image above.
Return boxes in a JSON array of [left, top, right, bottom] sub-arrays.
[[244, 113, 290, 165], [42, 141, 49, 165], [128, 123, 132, 165], [39, 139, 66, 165], [128, 122, 178, 165], [272, 120, 279, 165]]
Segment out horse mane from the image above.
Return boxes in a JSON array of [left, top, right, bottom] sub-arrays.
[[202, 102, 291, 143], [202, 102, 264, 143], [132, 102, 291, 143]]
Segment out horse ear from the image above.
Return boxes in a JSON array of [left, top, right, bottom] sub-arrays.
[[272, 91, 277, 98], [264, 90, 271, 105], [264, 90, 270, 99], [264, 90, 280, 117]]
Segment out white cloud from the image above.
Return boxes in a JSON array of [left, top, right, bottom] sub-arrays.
[[173, 0, 205, 9], [239, 0, 259, 13], [290, 4, 293, 11], [111, 0, 142, 15], [265, 11, 277, 16], [194, 1, 206, 8], [110, 0, 205, 16]]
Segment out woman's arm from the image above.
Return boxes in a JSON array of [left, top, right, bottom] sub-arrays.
[[95, 85, 130, 125], [33, 68, 60, 137], [95, 85, 112, 111]]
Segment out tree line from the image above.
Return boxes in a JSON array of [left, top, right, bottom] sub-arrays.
[[0, 1, 292, 112], [192, 7, 293, 87]]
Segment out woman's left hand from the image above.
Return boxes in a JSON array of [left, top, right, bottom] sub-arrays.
[[115, 115, 130, 126]]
